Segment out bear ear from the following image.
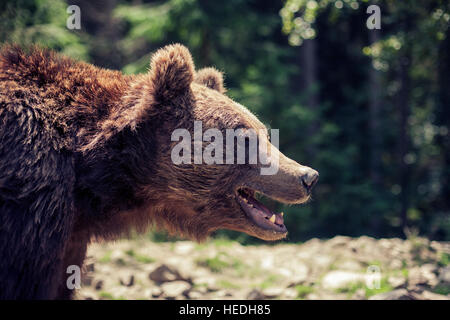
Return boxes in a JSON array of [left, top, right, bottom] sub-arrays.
[[147, 44, 195, 102], [195, 67, 226, 93]]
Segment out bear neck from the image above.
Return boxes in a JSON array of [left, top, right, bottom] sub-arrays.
[[74, 117, 158, 224]]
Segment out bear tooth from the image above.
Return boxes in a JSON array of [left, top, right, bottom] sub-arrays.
[[269, 215, 276, 223]]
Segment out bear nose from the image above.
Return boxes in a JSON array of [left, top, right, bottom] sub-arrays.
[[301, 170, 319, 192]]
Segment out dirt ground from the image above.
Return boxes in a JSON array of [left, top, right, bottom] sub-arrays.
[[76, 235, 450, 300]]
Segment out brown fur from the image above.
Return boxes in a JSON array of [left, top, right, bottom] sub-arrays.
[[0, 44, 317, 299]]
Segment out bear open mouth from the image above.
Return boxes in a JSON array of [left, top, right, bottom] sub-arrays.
[[236, 188, 287, 234]]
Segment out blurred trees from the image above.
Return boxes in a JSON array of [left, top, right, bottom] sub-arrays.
[[1, 0, 448, 241]]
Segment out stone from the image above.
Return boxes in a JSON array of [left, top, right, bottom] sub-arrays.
[[85, 263, 95, 272], [336, 260, 363, 271], [282, 288, 298, 299], [247, 289, 265, 300], [119, 274, 135, 287], [94, 279, 104, 291], [388, 276, 406, 289], [149, 264, 190, 283], [262, 288, 284, 298], [408, 266, 438, 287], [147, 287, 162, 298], [353, 288, 366, 300], [187, 290, 203, 299], [161, 281, 191, 299], [369, 289, 415, 300], [322, 271, 365, 289], [438, 266, 450, 284], [174, 242, 195, 255], [327, 236, 352, 247], [419, 290, 449, 300]]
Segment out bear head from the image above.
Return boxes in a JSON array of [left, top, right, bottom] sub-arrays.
[[80, 44, 318, 242]]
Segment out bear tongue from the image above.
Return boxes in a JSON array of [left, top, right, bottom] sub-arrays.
[[246, 195, 284, 225]]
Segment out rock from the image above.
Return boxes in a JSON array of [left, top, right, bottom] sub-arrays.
[[149, 264, 190, 284], [388, 259, 403, 270], [322, 271, 365, 289], [85, 263, 95, 272], [290, 264, 309, 282], [282, 288, 298, 299], [369, 289, 415, 300], [352, 288, 366, 300], [161, 281, 191, 299], [247, 289, 265, 300], [94, 279, 104, 291], [174, 242, 195, 255], [327, 236, 352, 247], [147, 287, 162, 298], [262, 288, 284, 299], [81, 275, 93, 287], [214, 290, 233, 298], [336, 260, 363, 271], [187, 290, 203, 299], [438, 266, 450, 284], [418, 290, 450, 300], [408, 265, 438, 287], [119, 274, 135, 287], [276, 267, 292, 278], [388, 276, 406, 289], [311, 255, 333, 269]]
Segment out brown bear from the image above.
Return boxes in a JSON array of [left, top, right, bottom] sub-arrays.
[[0, 44, 318, 299]]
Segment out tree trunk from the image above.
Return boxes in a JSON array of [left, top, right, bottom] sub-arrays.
[[368, 30, 382, 186], [398, 51, 411, 231]]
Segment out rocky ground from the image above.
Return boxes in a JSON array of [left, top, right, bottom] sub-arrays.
[[77, 236, 450, 300]]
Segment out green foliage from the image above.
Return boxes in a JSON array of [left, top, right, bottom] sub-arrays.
[[0, 0, 88, 59], [432, 284, 450, 296], [258, 275, 280, 290], [295, 285, 314, 299], [336, 277, 393, 298], [99, 251, 112, 263], [196, 252, 245, 273], [439, 253, 450, 267], [125, 249, 156, 264], [217, 280, 241, 289]]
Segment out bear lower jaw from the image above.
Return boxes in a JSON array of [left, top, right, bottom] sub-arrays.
[[236, 188, 288, 236]]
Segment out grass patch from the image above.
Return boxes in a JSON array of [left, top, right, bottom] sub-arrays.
[[438, 253, 450, 267], [98, 251, 112, 263], [125, 249, 155, 264], [432, 284, 450, 296], [193, 283, 209, 288], [335, 282, 365, 298], [259, 275, 279, 290], [99, 291, 114, 299], [295, 285, 314, 299], [217, 280, 241, 289], [401, 268, 409, 278], [335, 277, 393, 299], [196, 252, 245, 273], [365, 277, 393, 298], [212, 237, 235, 247], [115, 257, 127, 266]]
